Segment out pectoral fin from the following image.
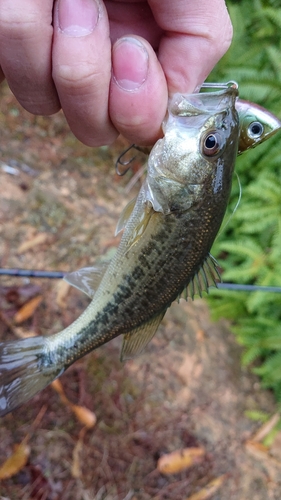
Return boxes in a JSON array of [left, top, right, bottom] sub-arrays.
[[126, 204, 154, 252], [121, 311, 166, 361], [64, 263, 109, 298], [116, 193, 155, 248]]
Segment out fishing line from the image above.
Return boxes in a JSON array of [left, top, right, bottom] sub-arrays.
[[0, 268, 281, 293], [218, 171, 242, 236], [0, 269, 65, 279], [216, 283, 281, 293]]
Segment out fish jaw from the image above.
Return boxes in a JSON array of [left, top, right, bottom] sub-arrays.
[[236, 99, 281, 153]]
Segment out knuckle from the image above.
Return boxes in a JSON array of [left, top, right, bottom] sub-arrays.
[[54, 63, 102, 92], [0, 8, 48, 40]]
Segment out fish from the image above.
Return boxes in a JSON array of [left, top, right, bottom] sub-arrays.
[[0, 83, 280, 417]]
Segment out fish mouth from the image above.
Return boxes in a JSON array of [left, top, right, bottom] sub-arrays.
[[169, 84, 239, 118]]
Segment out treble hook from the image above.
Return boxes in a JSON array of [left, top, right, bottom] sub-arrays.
[[115, 144, 138, 176], [115, 144, 152, 176]]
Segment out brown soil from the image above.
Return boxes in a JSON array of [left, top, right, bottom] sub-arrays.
[[0, 84, 280, 500]]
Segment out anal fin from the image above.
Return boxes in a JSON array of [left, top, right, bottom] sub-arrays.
[[64, 263, 109, 298], [121, 311, 166, 361]]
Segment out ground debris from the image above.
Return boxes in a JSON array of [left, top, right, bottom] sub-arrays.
[[51, 379, 97, 429], [17, 232, 50, 254], [14, 295, 43, 324], [186, 474, 227, 500], [157, 447, 205, 475], [0, 439, 30, 481]]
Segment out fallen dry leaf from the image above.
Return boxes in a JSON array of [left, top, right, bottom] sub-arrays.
[[71, 404, 97, 429], [17, 233, 49, 254], [245, 440, 281, 469], [157, 447, 205, 475], [14, 295, 43, 324], [51, 379, 96, 428], [11, 326, 37, 339], [71, 427, 86, 479], [0, 310, 36, 339], [51, 379, 68, 403], [196, 329, 206, 342], [186, 474, 227, 500], [56, 280, 71, 309], [245, 440, 269, 458], [252, 413, 280, 443], [0, 439, 30, 480], [71, 438, 83, 479], [0, 406, 46, 482]]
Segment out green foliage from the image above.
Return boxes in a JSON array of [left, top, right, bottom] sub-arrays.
[[244, 410, 269, 423], [207, 0, 281, 401]]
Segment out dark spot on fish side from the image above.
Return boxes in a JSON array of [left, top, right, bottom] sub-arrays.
[[132, 266, 145, 281], [118, 284, 132, 300]]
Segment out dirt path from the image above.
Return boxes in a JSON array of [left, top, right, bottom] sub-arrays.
[[0, 84, 280, 499]]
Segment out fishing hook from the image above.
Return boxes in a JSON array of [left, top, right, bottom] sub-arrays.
[[115, 144, 138, 176]]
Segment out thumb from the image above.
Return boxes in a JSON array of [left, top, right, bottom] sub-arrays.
[[150, 0, 233, 94]]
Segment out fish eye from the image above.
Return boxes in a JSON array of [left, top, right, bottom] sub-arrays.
[[202, 132, 222, 157], [248, 121, 264, 139]]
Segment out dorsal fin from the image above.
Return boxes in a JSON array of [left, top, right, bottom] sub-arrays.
[[63, 263, 109, 298], [180, 254, 221, 301], [121, 311, 166, 361], [115, 197, 137, 235]]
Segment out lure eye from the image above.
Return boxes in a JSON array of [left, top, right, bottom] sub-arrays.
[[202, 132, 223, 157], [248, 121, 264, 139]]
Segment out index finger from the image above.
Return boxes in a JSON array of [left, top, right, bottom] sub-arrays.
[[148, 0, 233, 93]]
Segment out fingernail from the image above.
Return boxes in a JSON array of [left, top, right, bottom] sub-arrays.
[[112, 37, 149, 91], [58, 0, 99, 37]]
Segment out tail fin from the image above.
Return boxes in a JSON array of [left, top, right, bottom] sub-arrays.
[[0, 337, 63, 417]]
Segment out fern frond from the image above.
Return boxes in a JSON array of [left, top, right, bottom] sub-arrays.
[[261, 7, 281, 31], [241, 346, 263, 366]]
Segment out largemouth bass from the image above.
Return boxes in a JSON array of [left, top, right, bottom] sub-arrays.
[[0, 83, 280, 417]]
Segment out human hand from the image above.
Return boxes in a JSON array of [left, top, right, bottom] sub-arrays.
[[0, 0, 233, 147]]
